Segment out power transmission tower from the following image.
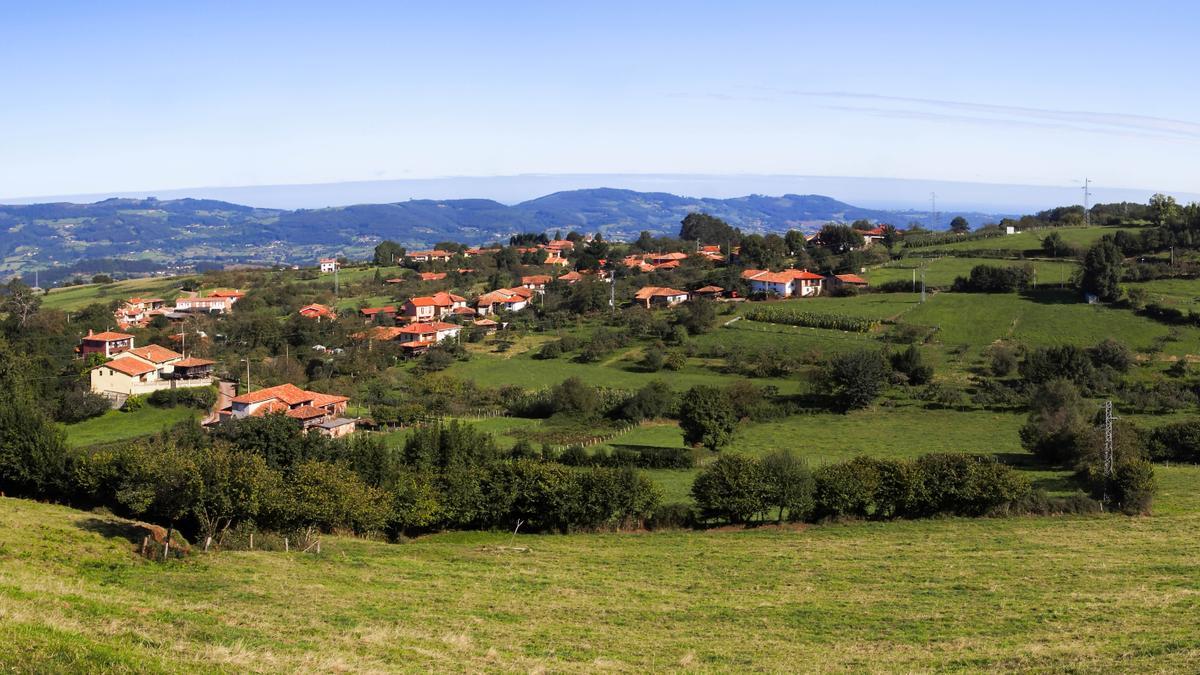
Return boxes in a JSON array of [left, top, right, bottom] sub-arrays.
[[1082, 178, 1093, 227], [1102, 400, 1118, 506]]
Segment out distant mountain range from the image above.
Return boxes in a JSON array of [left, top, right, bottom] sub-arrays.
[[0, 188, 1010, 282]]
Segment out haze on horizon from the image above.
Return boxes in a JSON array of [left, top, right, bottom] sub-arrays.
[[2, 1, 1197, 205]]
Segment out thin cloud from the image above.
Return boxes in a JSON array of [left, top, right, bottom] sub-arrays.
[[775, 90, 1200, 141]]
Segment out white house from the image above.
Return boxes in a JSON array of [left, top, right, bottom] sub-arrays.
[[742, 269, 825, 297], [319, 258, 340, 273], [90, 344, 214, 398]]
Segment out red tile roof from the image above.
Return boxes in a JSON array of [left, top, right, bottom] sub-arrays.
[[126, 344, 182, 364], [694, 285, 725, 293], [286, 405, 328, 420], [835, 274, 869, 284], [418, 272, 448, 281], [85, 331, 134, 342], [743, 269, 824, 283], [635, 286, 688, 301], [101, 357, 157, 377], [173, 357, 215, 368], [232, 383, 314, 406]]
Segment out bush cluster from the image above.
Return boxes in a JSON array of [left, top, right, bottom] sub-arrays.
[[147, 386, 218, 410], [691, 452, 1030, 525], [744, 307, 878, 332]]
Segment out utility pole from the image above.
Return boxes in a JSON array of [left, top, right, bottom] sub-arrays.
[[1082, 178, 1092, 227], [930, 192, 938, 230], [920, 265, 927, 303], [334, 265, 340, 297]]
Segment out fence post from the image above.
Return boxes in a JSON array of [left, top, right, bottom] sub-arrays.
[[285, 537, 289, 552], [249, 532, 254, 550]]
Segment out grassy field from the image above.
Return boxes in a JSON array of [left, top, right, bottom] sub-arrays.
[[41, 276, 188, 312], [909, 225, 1141, 254], [1125, 277, 1200, 311], [62, 406, 198, 448], [2, 465, 1199, 672], [867, 256, 1079, 287]]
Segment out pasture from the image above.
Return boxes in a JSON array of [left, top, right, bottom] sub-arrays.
[[2, 465, 1199, 672]]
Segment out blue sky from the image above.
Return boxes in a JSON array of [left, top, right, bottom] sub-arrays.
[[2, 1, 1198, 202]]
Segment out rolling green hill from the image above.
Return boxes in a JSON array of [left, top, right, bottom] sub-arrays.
[[3, 472, 1199, 672]]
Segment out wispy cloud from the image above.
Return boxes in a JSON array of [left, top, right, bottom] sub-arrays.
[[678, 88, 1200, 142]]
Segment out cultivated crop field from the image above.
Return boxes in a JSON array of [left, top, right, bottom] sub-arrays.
[[2, 468, 1199, 672]]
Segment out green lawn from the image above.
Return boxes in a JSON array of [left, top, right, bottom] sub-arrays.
[[902, 291, 1200, 358], [42, 276, 188, 312], [867, 256, 1079, 287], [3, 466, 1200, 671], [909, 225, 1142, 254], [1125, 277, 1200, 311], [63, 406, 198, 448], [444, 348, 806, 394]]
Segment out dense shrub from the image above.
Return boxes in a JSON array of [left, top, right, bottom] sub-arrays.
[[646, 502, 696, 530], [814, 454, 1030, 520], [890, 345, 933, 385], [1019, 345, 1096, 386], [1019, 379, 1092, 464], [951, 265, 1032, 293], [744, 307, 878, 332], [823, 350, 889, 411], [691, 454, 770, 523], [147, 386, 218, 410], [57, 389, 112, 423], [1147, 420, 1200, 462], [615, 380, 677, 422], [679, 385, 737, 450]]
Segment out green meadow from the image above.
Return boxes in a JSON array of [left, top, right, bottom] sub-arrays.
[[2, 466, 1199, 672]]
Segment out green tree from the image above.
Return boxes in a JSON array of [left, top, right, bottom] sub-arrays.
[[824, 350, 889, 411], [679, 385, 737, 450], [690, 454, 768, 523], [1080, 238, 1123, 302], [0, 342, 68, 497], [0, 279, 42, 330], [816, 224, 865, 253], [373, 240, 406, 266], [1149, 193, 1180, 226], [949, 216, 970, 234], [760, 449, 815, 522], [679, 212, 741, 244], [1041, 231, 1071, 257], [1019, 379, 1092, 464]]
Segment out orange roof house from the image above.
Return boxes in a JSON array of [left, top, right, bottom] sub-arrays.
[[418, 272, 448, 282], [298, 303, 337, 321], [832, 273, 869, 286], [78, 330, 135, 358], [693, 285, 725, 297], [402, 291, 468, 322], [634, 286, 689, 308], [476, 287, 533, 315], [742, 269, 825, 298], [220, 383, 351, 433]]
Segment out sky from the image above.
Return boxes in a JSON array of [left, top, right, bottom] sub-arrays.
[[2, 1, 1198, 206]]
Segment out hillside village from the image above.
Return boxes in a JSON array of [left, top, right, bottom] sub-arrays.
[[4, 199, 1200, 670]]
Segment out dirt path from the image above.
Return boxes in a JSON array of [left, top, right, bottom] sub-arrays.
[[203, 380, 236, 425]]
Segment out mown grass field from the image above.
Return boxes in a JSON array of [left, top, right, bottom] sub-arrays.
[[909, 224, 1140, 254], [866, 256, 1078, 287], [41, 276, 188, 312], [62, 406, 198, 448], [2, 465, 1199, 672]]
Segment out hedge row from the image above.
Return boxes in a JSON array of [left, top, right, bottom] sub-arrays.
[[744, 308, 878, 332]]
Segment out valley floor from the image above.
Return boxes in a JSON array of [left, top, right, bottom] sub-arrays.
[[3, 466, 1200, 673]]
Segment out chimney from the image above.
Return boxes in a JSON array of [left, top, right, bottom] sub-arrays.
[[87, 329, 94, 337]]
